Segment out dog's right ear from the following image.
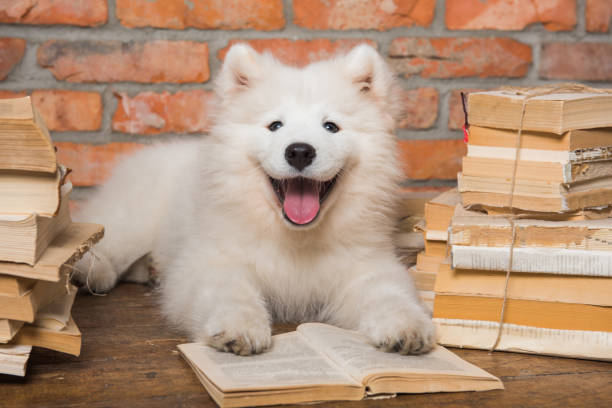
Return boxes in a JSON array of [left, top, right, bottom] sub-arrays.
[[217, 44, 262, 97]]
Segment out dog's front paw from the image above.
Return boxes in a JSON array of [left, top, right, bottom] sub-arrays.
[[70, 251, 118, 294], [204, 310, 272, 356], [360, 304, 436, 355]]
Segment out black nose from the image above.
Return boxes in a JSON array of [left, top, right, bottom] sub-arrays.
[[285, 143, 316, 171]]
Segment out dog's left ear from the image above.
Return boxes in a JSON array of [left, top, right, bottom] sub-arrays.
[[217, 43, 262, 98], [345, 45, 395, 103]]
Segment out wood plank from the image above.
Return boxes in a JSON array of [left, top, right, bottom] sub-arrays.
[[1, 283, 610, 407]]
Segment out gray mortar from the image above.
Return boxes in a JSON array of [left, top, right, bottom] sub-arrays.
[[0, 0, 610, 195]]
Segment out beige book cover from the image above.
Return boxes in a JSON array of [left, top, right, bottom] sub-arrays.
[[0, 182, 72, 265], [434, 263, 612, 306], [0, 344, 31, 376], [0, 320, 24, 343], [12, 316, 81, 356], [0, 275, 35, 297], [467, 90, 612, 134], [0, 222, 104, 281], [0, 273, 70, 322], [179, 323, 502, 408], [433, 295, 612, 332], [467, 125, 612, 151], [435, 319, 612, 362], [0, 96, 56, 173], [424, 188, 460, 232]]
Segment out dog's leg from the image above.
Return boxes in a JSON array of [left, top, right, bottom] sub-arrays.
[[329, 256, 435, 355], [161, 252, 272, 355]]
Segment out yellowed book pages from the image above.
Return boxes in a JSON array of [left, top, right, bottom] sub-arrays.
[[433, 294, 612, 332], [0, 320, 24, 343], [468, 125, 612, 151], [484, 205, 612, 220], [0, 182, 72, 265], [12, 316, 81, 356], [0, 165, 67, 217], [458, 172, 612, 212], [0, 275, 35, 297], [468, 90, 612, 134], [178, 323, 502, 407], [462, 156, 612, 183], [0, 344, 31, 376], [434, 263, 612, 306], [0, 223, 104, 281], [450, 215, 612, 251], [0, 273, 69, 322], [435, 319, 612, 361], [0, 96, 56, 173]]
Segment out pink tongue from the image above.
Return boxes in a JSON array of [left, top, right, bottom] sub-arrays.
[[283, 179, 320, 225]]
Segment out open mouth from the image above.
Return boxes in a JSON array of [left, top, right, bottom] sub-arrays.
[[269, 176, 338, 226]]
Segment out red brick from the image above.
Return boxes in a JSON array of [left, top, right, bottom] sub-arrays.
[[0, 90, 27, 99], [37, 40, 209, 83], [398, 139, 466, 180], [55, 142, 144, 186], [446, 0, 575, 31], [0, 38, 25, 81], [116, 0, 284, 30], [0, 0, 107, 26], [389, 37, 532, 78], [540, 42, 612, 81], [447, 88, 486, 130], [218, 39, 377, 67], [398, 88, 438, 129], [0, 89, 102, 131], [113, 90, 213, 134], [586, 0, 612, 32], [31, 90, 102, 131], [293, 0, 435, 30]]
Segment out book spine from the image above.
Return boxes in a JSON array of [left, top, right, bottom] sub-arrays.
[[434, 318, 612, 361], [451, 245, 612, 277]]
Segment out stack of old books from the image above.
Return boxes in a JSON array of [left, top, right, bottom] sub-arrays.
[[408, 188, 459, 312], [0, 96, 103, 376], [433, 87, 612, 360]]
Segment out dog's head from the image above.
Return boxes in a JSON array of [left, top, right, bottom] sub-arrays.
[[210, 44, 401, 231]]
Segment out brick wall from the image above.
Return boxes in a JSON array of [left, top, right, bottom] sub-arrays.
[[1, 0, 611, 199]]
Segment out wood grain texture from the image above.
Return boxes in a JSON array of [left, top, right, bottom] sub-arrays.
[[1, 283, 611, 407]]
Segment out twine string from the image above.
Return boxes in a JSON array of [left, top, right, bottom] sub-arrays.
[[63, 249, 107, 296]]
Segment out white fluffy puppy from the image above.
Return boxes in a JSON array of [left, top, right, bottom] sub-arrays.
[[73, 44, 435, 356]]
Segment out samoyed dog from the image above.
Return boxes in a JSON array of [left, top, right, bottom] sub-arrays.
[[73, 43, 435, 355]]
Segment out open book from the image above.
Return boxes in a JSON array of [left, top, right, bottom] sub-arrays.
[[179, 323, 503, 408]]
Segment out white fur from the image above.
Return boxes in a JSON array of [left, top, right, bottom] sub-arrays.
[[73, 44, 435, 355]]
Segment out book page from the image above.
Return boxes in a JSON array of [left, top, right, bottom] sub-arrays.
[[178, 331, 361, 393], [297, 323, 497, 382]]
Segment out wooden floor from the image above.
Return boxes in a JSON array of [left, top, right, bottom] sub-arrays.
[[1, 283, 611, 408]]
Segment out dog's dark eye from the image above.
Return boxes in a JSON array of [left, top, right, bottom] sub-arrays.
[[268, 121, 283, 132], [323, 121, 340, 133]]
